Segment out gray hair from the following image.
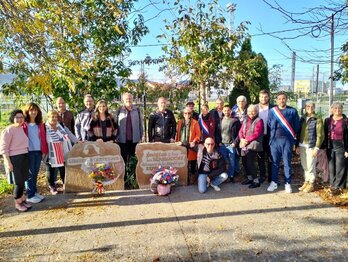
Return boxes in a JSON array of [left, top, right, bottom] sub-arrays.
[[247, 104, 259, 114], [330, 102, 343, 112], [122, 92, 133, 101], [305, 100, 315, 108], [236, 95, 247, 103]]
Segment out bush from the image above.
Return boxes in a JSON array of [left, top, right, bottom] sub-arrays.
[[124, 156, 139, 190], [0, 178, 13, 195]]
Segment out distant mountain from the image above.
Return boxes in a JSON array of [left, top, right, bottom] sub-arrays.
[[0, 73, 15, 88]]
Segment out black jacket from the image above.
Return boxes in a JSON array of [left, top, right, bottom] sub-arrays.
[[322, 114, 348, 154], [148, 109, 176, 143]]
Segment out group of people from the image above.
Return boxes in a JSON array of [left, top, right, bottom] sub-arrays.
[[0, 89, 347, 212]]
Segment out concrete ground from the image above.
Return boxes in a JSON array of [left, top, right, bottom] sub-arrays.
[[0, 182, 347, 262]]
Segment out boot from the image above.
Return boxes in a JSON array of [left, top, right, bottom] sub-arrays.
[[15, 198, 28, 212], [299, 181, 309, 191], [303, 183, 314, 193], [21, 194, 32, 209]]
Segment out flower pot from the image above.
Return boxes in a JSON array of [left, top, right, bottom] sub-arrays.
[[157, 184, 171, 196]]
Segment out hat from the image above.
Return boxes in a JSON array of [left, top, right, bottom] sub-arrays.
[[186, 101, 195, 106]]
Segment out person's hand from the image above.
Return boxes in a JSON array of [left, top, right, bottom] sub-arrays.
[[344, 152, 348, 158], [189, 142, 196, 148], [4, 160, 13, 172], [42, 154, 47, 161], [231, 143, 235, 148], [175, 141, 182, 146], [295, 147, 300, 155], [170, 138, 175, 143], [96, 138, 103, 143], [312, 149, 318, 157]]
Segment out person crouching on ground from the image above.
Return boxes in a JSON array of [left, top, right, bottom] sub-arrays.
[[295, 101, 324, 193], [197, 137, 228, 193], [0, 109, 31, 212]]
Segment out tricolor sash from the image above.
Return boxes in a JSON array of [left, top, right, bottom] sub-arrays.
[[271, 107, 296, 140], [198, 115, 209, 137]]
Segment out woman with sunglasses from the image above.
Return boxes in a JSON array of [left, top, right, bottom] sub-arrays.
[[176, 108, 201, 184]]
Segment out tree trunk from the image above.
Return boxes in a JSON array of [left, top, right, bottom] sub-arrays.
[[200, 82, 207, 106]]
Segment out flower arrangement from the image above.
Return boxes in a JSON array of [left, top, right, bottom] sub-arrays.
[[152, 166, 179, 185], [151, 166, 179, 196], [88, 163, 116, 182], [88, 163, 117, 194]]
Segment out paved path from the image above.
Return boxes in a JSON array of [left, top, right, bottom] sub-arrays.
[[0, 183, 347, 261]]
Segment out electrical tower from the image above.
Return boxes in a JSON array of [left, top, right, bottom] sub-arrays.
[[226, 3, 237, 33]]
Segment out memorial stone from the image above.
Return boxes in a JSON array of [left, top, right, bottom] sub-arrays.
[[65, 142, 125, 192], [135, 142, 188, 188]]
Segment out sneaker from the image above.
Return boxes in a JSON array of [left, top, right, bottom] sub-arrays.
[[49, 186, 58, 195], [299, 182, 309, 191], [210, 184, 221, 191], [267, 181, 278, 192], [27, 195, 42, 203], [285, 183, 292, 193], [35, 193, 45, 201], [303, 183, 314, 193]]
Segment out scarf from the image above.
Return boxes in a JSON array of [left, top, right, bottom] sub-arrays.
[[46, 122, 72, 167]]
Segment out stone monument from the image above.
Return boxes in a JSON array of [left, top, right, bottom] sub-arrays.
[[65, 142, 125, 192], [135, 142, 188, 188]]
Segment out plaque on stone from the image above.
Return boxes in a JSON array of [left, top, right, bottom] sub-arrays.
[[65, 142, 125, 192], [135, 143, 188, 189]]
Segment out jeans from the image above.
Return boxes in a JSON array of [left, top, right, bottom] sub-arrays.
[[26, 151, 42, 198], [198, 172, 228, 193], [219, 144, 236, 178]]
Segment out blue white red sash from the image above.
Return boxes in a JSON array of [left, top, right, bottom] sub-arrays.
[[271, 107, 296, 139], [198, 115, 209, 136]]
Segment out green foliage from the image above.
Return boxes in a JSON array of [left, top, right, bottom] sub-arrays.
[[160, 0, 249, 105], [125, 156, 139, 190], [335, 42, 348, 83], [269, 64, 283, 93], [0, 178, 13, 195], [0, 0, 149, 111], [231, 38, 270, 104]]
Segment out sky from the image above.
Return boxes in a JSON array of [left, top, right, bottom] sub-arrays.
[[128, 0, 348, 86]]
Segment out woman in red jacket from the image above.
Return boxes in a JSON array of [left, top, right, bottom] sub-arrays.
[[23, 103, 48, 203], [238, 104, 264, 188]]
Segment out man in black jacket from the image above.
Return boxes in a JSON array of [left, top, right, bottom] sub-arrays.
[[197, 137, 228, 193], [148, 97, 176, 143]]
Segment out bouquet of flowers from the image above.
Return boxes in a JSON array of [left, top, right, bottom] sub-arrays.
[[83, 160, 118, 194], [150, 166, 179, 196]]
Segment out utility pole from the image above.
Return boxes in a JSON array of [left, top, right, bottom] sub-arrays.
[[329, 14, 334, 107], [316, 64, 319, 102], [140, 60, 147, 142], [291, 52, 296, 92]]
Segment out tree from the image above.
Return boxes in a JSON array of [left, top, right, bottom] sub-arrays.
[[159, 0, 249, 105], [229, 38, 270, 105], [269, 64, 283, 93], [0, 0, 148, 110]]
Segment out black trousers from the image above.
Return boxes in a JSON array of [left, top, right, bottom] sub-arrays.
[[9, 153, 29, 199], [119, 141, 138, 165], [242, 151, 258, 181], [329, 141, 348, 189], [46, 164, 65, 187], [258, 134, 272, 181]]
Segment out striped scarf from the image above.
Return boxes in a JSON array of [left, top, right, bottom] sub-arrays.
[[198, 114, 210, 137], [46, 122, 72, 167]]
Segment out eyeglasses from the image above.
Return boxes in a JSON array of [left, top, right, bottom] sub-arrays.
[[205, 143, 215, 146], [15, 116, 24, 119], [184, 112, 191, 115]]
